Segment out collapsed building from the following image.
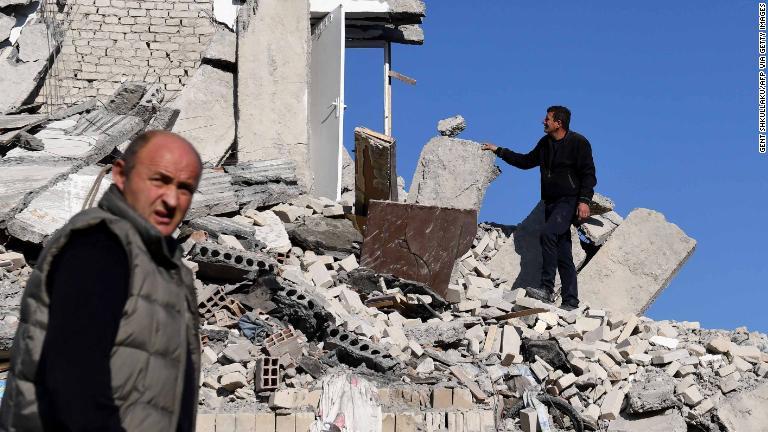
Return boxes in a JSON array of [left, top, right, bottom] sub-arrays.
[[1, 1, 767, 432]]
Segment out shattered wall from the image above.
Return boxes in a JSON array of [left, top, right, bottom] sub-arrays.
[[35, 0, 217, 106]]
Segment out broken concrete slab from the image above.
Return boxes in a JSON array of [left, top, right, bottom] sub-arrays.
[[408, 135, 500, 211], [224, 159, 298, 185], [1, 116, 143, 229], [578, 208, 696, 316], [16, 22, 55, 63], [589, 192, 615, 216], [187, 169, 239, 220], [249, 210, 292, 253], [287, 215, 363, 258], [354, 127, 397, 216], [437, 115, 466, 137], [236, 0, 311, 189], [7, 165, 111, 244], [0, 22, 59, 115], [170, 63, 235, 166], [717, 382, 768, 432], [579, 210, 623, 246], [360, 200, 476, 298], [0, 14, 12, 44], [203, 29, 236, 65], [606, 409, 686, 432], [0, 160, 72, 225]]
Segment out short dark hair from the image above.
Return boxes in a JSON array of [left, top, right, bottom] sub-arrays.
[[121, 130, 201, 176], [547, 105, 571, 131]]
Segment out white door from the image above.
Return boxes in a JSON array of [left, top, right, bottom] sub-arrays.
[[309, 4, 345, 201]]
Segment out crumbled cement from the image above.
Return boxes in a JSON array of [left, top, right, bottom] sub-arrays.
[[627, 370, 680, 413], [437, 115, 466, 137], [716, 382, 768, 432]]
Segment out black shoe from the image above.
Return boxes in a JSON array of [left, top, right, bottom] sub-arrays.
[[560, 303, 579, 312], [526, 286, 554, 304]]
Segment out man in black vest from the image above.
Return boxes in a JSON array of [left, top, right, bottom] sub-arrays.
[[482, 106, 597, 311]]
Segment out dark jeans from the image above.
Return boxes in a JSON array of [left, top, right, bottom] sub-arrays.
[[540, 196, 579, 306]]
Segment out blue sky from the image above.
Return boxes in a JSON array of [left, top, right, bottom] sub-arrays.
[[343, 2, 766, 332]]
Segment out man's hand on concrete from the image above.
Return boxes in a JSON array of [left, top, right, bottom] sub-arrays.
[[481, 143, 498, 152], [576, 202, 590, 221]]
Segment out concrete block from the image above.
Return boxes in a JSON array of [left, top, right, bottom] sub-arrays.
[[706, 336, 731, 354], [432, 387, 453, 409], [396, 413, 418, 432], [235, 413, 256, 432], [650, 349, 689, 365], [447, 412, 464, 432], [463, 411, 481, 432], [719, 373, 741, 394], [599, 389, 624, 420], [197, 413, 216, 432], [554, 373, 577, 392], [452, 387, 473, 409], [649, 335, 679, 350], [294, 412, 314, 432], [519, 407, 538, 432], [382, 412, 396, 432], [680, 385, 703, 406], [408, 135, 500, 211], [254, 412, 276, 432], [501, 325, 521, 356], [578, 209, 696, 316], [236, 0, 311, 189], [275, 414, 296, 432]]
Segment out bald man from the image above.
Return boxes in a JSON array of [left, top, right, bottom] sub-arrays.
[[0, 131, 203, 432]]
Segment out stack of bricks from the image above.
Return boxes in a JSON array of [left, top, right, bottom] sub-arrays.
[[38, 0, 216, 107]]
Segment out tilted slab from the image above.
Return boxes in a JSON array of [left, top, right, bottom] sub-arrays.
[[408, 135, 499, 212], [577, 208, 696, 316]]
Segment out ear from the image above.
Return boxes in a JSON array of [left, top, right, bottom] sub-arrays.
[[112, 160, 127, 192]]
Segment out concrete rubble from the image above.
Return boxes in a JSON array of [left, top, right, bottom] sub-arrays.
[[408, 131, 501, 212], [1, 1, 765, 432]]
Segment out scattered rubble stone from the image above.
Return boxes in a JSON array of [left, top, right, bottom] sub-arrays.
[[437, 115, 466, 137]]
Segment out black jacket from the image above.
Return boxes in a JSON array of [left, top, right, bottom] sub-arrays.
[[495, 130, 597, 204]]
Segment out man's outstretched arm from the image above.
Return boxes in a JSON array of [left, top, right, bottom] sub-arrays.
[[481, 141, 541, 170]]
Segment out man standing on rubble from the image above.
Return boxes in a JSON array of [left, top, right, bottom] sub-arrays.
[[481, 106, 596, 311], [0, 131, 203, 432]]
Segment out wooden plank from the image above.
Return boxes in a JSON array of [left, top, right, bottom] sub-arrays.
[[388, 70, 416, 85], [494, 308, 548, 321]]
